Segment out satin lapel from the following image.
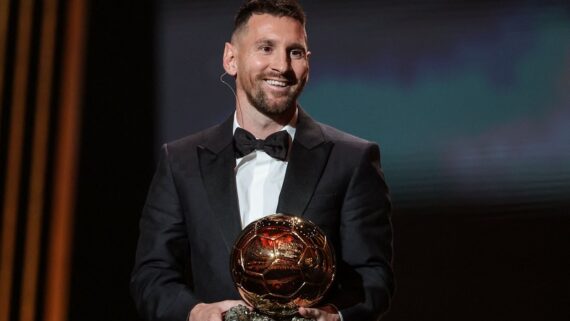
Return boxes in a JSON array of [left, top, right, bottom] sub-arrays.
[[198, 116, 241, 252], [277, 109, 333, 216]]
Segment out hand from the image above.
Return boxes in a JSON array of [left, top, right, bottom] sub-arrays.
[[298, 305, 340, 321], [189, 300, 247, 321]]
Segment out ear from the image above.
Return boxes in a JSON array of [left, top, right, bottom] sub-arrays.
[[305, 50, 311, 83], [223, 42, 238, 76]]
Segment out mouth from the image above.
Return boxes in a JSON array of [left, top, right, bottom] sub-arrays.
[[264, 79, 290, 88]]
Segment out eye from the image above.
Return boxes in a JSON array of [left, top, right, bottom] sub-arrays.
[[259, 46, 273, 54], [290, 49, 305, 59]]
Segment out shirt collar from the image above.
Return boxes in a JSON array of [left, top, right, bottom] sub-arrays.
[[232, 108, 297, 140]]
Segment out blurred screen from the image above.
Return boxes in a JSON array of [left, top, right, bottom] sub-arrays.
[[157, 0, 570, 212]]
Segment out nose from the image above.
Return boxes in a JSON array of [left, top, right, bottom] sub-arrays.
[[271, 50, 290, 73]]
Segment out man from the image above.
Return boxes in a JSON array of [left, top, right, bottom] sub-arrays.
[[130, 1, 394, 321]]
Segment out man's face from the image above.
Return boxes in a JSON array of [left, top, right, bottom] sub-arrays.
[[232, 14, 310, 117]]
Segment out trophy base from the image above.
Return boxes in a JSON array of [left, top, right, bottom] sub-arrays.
[[224, 305, 314, 321]]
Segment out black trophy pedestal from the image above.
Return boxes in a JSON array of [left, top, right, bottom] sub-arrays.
[[224, 305, 314, 321]]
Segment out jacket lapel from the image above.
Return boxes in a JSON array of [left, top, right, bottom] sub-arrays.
[[277, 109, 333, 216], [197, 109, 333, 250], [197, 115, 242, 252]]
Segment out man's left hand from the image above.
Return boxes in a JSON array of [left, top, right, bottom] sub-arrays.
[[298, 306, 340, 321]]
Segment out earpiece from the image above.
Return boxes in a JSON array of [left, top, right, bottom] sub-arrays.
[[220, 72, 237, 99], [220, 71, 244, 131]]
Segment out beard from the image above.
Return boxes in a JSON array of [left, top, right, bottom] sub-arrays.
[[245, 74, 306, 117]]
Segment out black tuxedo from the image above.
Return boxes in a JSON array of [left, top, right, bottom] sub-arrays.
[[131, 109, 394, 321]]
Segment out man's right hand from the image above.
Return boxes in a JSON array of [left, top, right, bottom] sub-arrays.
[[188, 300, 247, 321]]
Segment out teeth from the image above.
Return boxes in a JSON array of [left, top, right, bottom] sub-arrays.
[[266, 79, 287, 87]]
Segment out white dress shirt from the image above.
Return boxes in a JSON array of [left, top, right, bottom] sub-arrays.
[[233, 110, 297, 228]]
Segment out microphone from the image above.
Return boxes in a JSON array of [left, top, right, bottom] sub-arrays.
[[220, 71, 246, 130], [220, 72, 238, 99]]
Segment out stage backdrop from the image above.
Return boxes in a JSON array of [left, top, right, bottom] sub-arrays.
[[157, 0, 570, 212]]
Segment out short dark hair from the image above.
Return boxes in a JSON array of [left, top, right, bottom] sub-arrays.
[[233, 0, 306, 36]]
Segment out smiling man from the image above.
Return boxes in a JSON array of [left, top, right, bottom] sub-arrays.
[[224, 4, 309, 139], [130, 1, 394, 321]]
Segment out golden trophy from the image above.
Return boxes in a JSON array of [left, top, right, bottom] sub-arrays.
[[226, 214, 335, 321]]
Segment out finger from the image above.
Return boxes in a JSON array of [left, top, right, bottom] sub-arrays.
[[192, 311, 221, 321], [233, 299, 253, 310], [207, 313, 223, 321], [219, 300, 247, 311], [299, 307, 322, 318]]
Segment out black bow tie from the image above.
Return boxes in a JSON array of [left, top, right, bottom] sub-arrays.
[[234, 127, 290, 161]]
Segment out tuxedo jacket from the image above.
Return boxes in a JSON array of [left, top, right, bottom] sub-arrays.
[[130, 109, 394, 321]]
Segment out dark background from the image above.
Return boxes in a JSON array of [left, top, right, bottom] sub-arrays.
[[71, 1, 570, 320]]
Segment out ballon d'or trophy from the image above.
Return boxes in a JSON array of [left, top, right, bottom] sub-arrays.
[[225, 214, 336, 321]]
